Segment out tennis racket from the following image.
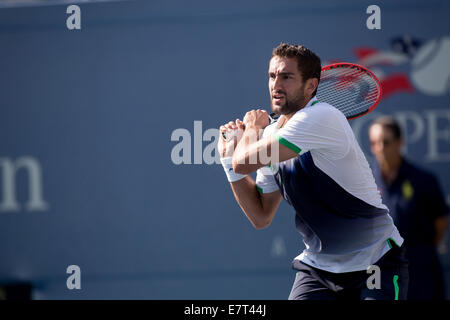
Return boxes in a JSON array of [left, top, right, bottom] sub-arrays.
[[221, 63, 381, 141]]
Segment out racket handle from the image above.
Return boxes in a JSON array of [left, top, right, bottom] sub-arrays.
[[221, 129, 238, 142], [268, 113, 277, 123]]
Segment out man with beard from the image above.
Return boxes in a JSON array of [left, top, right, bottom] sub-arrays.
[[218, 43, 409, 300]]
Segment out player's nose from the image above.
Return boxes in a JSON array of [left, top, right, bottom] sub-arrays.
[[273, 76, 283, 90]]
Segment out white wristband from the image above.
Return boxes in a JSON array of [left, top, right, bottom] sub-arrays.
[[220, 157, 247, 182]]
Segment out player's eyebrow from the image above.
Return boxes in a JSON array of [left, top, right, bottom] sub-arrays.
[[268, 71, 295, 77]]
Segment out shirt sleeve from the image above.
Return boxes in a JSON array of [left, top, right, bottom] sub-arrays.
[[255, 166, 279, 194], [273, 104, 350, 160]]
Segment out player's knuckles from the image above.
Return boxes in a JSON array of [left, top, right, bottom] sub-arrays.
[[245, 110, 257, 119], [225, 123, 237, 130]]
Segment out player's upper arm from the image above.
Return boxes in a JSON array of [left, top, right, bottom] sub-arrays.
[[258, 190, 283, 228], [274, 104, 350, 160], [233, 104, 349, 175], [232, 124, 299, 175]]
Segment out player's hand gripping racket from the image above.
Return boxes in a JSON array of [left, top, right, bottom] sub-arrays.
[[222, 63, 382, 141]]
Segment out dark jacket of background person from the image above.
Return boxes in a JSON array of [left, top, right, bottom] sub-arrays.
[[369, 116, 449, 300]]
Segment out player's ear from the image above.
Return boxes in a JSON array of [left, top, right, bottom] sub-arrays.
[[305, 78, 318, 96]]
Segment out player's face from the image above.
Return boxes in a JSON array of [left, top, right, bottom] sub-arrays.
[[369, 124, 403, 164], [268, 56, 308, 116]]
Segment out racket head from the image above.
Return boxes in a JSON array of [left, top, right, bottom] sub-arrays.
[[316, 63, 382, 120]]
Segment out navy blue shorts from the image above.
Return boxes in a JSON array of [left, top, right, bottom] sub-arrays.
[[288, 245, 409, 300]]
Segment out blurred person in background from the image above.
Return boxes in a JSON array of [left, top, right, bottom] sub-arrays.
[[369, 116, 449, 300]]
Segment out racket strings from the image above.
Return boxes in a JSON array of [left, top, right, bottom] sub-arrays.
[[317, 67, 379, 118], [319, 74, 376, 108]]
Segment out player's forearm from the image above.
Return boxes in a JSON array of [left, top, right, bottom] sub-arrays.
[[232, 125, 265, 175], [230, 176, 272, 229]]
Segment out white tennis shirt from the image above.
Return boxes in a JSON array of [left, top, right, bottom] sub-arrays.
[[256, 97, 403, 273]]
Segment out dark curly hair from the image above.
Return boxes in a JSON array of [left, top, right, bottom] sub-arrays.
[[272, 43, 321, 96]]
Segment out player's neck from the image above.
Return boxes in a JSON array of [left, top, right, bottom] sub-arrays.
[[283, 96, 313, 122], [283, 113, 296, 122]]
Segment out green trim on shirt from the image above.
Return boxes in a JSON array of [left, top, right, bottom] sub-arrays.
[[273, 133, 301, 154], [387, 237, 399, 249]]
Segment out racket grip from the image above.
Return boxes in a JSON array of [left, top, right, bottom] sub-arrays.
[[221, 129, 238, 142]]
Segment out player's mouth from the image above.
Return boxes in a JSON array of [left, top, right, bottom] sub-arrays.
[[272, 93, 285, 104]]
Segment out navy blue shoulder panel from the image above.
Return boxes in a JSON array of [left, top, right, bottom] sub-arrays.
[[273, 152, 390, 253], [274, 151, 387, 223]]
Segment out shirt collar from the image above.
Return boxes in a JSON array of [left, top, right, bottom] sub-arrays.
[[305, 96, 318, 109]]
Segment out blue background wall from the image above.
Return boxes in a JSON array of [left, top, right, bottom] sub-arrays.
[[1, 0, 449, 299]]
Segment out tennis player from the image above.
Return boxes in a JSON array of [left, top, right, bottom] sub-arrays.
[[218, 43, 409, 300]]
